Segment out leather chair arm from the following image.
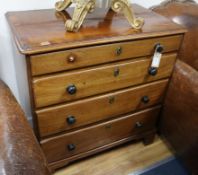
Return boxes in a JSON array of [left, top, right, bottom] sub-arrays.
[[160, 60, 198, 174], [0, 80, 51, 175], [151, 2, 198, 174]]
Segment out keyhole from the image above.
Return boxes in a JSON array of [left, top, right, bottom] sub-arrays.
[[116, 47, 122, 56], [105, 124, 112, 129], [109, 96, 115, 104], [114, 68, 120, 77]]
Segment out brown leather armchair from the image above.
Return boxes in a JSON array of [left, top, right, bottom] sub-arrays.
[[152, 1, 198, 174], [0, 80, 51, 175]]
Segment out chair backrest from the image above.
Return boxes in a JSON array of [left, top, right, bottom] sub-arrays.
[[151, 0, 198, 70]]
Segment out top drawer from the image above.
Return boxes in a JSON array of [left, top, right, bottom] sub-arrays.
[[30, 35, 182, 76]]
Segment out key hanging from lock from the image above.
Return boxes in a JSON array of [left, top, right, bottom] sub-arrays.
[[148, 44, 164, 76]]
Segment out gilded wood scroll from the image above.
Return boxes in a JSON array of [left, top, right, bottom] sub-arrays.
[[55, 0, 144, 32]]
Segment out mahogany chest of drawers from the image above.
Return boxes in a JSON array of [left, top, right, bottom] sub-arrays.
[[7, 4, 186, 171]]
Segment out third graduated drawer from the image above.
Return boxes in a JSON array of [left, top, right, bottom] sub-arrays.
[[32, 53, 177, 108], [37, 79, 168, 137]]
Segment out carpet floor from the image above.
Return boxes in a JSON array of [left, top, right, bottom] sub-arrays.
[[135, 157, 190, 175]]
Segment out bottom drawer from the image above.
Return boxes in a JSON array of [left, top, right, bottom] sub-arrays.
[[41, 106, 160, 163]]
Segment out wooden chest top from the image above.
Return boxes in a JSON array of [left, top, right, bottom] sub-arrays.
[[6, 4, 186, 55]]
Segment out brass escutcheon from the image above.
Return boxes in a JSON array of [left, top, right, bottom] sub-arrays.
[[109, 96, 115, 104], [105, 124, 112, 129], [116, 46, 122, 56], [114, 67, 120, 77]]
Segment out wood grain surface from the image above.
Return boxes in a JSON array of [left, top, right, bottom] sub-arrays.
[[41, 107, 160, 164], [6, 4, 185, 171], [30, 35, 182, 76], [33, 53, 177, 108], [37, 80, 168, 137], [54, 136, 173, 175], [6, 5, 186, 55]]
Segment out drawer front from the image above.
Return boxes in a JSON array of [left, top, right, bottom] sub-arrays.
[[33, 53, 176, 108], [41, 107, 160, 163], [37, 80, 168, 137], [30, 35, 182, 76]]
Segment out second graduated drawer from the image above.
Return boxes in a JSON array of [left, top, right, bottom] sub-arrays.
[[32, 53, 177, 108], [30, 35, 182, 76], [37, 79, 168, 137]]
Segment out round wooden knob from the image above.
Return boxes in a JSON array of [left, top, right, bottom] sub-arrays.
[[135, 122, 143, 128], [148, 67, 158, 76], [141, 96, 150, 104], [66, 84, 77, 95], [155, 44, 164, 53], [67, 55, 76, 63], [67, 116, 76, 125], [67, 144, 76, 151]]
